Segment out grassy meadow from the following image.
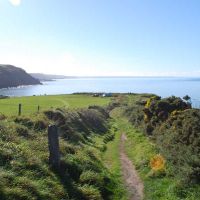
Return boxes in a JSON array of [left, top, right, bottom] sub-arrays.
[[0, 94, 111, 116]]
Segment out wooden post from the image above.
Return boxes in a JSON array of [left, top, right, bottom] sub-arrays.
[[37, 105, 40, 113], [18, 104, 22, 116], [48, 125, 60, 169]]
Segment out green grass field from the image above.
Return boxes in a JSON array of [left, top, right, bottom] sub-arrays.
[[0, 94, 111, 116]]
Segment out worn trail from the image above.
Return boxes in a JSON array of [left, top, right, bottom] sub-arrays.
[[120, 133, 144, 200]]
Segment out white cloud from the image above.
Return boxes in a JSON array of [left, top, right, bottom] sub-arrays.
[[9, 0, 21, 6]]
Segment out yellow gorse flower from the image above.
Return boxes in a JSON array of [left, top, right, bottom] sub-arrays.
[[150, 154, 165, 171], [145, 98, 151, 108]]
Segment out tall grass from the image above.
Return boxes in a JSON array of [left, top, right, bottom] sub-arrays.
[[0, 105, 118, 200]]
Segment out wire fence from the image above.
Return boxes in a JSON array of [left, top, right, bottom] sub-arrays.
[[0, 103, 43, 116], [0, 100, 65, 116]]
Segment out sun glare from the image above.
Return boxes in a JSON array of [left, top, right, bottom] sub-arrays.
[[9, 0, 21, 6]]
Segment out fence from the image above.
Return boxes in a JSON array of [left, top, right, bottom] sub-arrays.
[[0, 103, 43, 116], [17, 104, 40, 116], [1, 98, 200, 116]]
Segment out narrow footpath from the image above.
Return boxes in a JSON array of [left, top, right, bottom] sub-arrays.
[[120, 133, 144, 200]]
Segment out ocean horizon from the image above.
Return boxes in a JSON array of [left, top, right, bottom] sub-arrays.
[[0, 77, 200, 103]]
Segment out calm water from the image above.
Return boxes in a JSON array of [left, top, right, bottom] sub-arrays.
[[0, 77, 200, 100]]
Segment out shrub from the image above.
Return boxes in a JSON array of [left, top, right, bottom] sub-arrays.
[[16, 125, 30, 138], [14, 117, 34, 128], [103, 133, 115, 143], [78, 184, 102, 200], [78, 109, 108, 134], [126, 95, 200, 186], [33, 120, 47, 131], [0, 114, 6, 121], [88, 106, 109, 119], [154, 109, 200, 183], [60, 141, 77, 155], [80, 170, 103, 187], [0, 141, 22, 166], [44, 107, 109, 144]]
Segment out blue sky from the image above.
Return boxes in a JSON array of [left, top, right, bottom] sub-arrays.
[[0, 0, 200, 76]]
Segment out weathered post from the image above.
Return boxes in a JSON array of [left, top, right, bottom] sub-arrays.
[[37, 105, 40, 113], [48, 125, 60, 169], [18, 104, 22, 116]]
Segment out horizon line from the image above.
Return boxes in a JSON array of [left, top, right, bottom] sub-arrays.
[[39, 75, 200, 78]]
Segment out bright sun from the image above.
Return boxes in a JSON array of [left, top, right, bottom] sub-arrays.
[[9, 0, 21, 6]]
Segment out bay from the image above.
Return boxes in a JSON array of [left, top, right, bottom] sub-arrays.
[[0, 77, 200, 104]]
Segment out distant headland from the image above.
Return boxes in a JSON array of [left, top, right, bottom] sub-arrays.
[[0, 64, 41, 89], [30, 73, 71, 81]]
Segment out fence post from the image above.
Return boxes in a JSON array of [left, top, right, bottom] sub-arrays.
[[18, 104, 22, 116], [48, 125, 60, 169], [37, 105, 40, 113]]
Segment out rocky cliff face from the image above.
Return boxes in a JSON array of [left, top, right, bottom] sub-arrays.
[[0, 65, 41, 89]]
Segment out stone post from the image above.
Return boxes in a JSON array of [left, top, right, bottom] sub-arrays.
[[18, 104, 22, 116], [48, 125, 60, 169]]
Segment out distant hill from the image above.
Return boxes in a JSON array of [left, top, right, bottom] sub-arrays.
[[0, 65, 41, 89], [30, 73, 70, 81]]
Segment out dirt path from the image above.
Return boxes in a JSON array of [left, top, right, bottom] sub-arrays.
[[120, 133, 144, 200]]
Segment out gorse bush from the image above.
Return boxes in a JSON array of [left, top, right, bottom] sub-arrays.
[[155, 109, 200, 184], [125, 95, 200, 187], [143, 96, 190, 135]]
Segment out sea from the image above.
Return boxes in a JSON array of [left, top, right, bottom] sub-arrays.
[[0, 77, 200, 107]]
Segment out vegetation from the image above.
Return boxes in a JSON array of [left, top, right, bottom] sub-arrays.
[[0, 104, 118, 200], [154, 109, 200, 184], [0, 94, 111, 116], [0, 93, 200, 199], [101, 109, 128, 199], [122, 94, 200, 199]]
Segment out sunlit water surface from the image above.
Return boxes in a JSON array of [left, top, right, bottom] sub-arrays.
[[0, 77, 200, 105]]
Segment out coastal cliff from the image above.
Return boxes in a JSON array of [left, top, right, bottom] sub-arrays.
[[0, 64, 41, 89]]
